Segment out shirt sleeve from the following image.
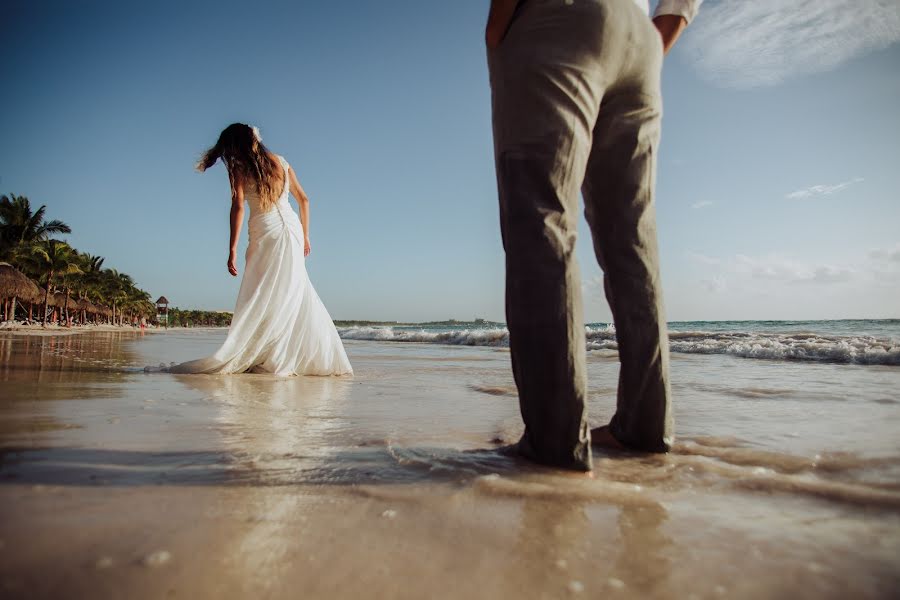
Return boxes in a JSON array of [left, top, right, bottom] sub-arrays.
[[652, 0, 702, 24]]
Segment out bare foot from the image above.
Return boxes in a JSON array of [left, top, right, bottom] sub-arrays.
[[496, 441, 593, 473], [590, 425, 628, 451]]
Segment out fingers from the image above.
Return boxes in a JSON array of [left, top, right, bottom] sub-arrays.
[[486, 0, 519, 47], [652, 14, 687, 54]]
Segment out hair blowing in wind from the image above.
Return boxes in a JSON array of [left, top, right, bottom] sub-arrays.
[[197, 123, 282, 211]]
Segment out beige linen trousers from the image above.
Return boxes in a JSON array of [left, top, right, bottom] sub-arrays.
[[488, 0, 673, 471]]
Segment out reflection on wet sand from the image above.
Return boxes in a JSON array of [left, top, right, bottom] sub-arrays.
[[0, 332, 150, 449], [0, 332, 144, 381], [175, 373, 355, 484], [508, 497, 674, 597], [172, 374, 354, 593], [612, 504, 672, 596]]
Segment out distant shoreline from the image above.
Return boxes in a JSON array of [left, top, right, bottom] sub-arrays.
[[0, 323, 167, 337]]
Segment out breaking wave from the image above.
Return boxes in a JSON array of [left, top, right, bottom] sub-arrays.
[[337, 325, 900, 366], [338, 326, 510, 347]]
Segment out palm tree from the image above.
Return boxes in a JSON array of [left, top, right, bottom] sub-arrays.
[[74, 252, 105, 324], [26, 240, 82, 326], [99, 269, 137, 325], [0, 195, 71, 261], [120, 288, 153, 326]]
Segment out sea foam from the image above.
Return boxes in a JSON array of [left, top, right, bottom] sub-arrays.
[[338, 326, 510, 347], [337, 325, 900, 366]]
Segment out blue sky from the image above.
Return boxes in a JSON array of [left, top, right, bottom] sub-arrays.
[[2, 0, 898, 322]]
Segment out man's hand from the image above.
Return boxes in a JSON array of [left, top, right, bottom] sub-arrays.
[[486, 0, 520, 48], [652, 14, 688, 55]]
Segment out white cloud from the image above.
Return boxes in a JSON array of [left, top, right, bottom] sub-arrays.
[[869, 243, 900, 262], [700, 276, 727, 293], [785, 177, 864, 199], [683, 0, 900, 88], [806, 265, 856, 284], [734, 254, 808, 282], [686, 250, 722, 266], [694, 252, 857, 285], [691, 200, 714, 209]]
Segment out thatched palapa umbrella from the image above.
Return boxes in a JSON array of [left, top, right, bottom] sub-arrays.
[[0, 262, 42, 322], [0, 263, 41, 300]]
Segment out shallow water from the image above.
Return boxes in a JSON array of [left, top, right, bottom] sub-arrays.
[[1, 330, 899, 599]]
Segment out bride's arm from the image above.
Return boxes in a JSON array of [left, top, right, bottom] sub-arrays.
[[288, 166, 311, 256], [227, 177, 245, 276]]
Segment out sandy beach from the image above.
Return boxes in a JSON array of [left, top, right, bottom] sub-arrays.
[[1, 329, 899, 599]]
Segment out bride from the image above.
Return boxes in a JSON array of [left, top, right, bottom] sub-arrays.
[[170, 123, 352, 376]]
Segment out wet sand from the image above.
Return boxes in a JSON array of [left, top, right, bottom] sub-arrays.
[[1, 331, 899, 599]]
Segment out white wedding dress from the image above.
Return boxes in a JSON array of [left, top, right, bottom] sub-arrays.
[[170, 155, 352, 377]]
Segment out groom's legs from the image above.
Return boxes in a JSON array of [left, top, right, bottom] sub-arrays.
[[581, 9, 673, 452], [488, 0, 616, 471]]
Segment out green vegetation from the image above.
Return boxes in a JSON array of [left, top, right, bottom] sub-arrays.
[[165, 308, 232, 328], [0, 194, 156, 326], [332, 320, 401, 327]]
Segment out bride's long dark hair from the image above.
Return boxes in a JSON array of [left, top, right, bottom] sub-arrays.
[[197, 123, 281, 210]]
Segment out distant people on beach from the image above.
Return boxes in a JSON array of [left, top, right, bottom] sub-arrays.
[[486, 0, 701, 471]]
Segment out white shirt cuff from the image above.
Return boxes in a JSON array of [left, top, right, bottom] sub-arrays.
[[652, 0, 702, 25]]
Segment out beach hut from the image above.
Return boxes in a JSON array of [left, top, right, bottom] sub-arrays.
[[156, 296, 169, 329], [0, 262, 41, 323]]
